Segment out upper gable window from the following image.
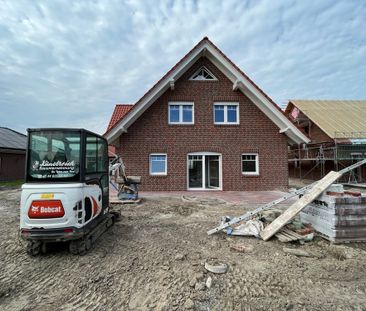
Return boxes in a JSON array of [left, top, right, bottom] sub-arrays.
[[214, 103, 239, 124], [168, 102, 194, 124], [189, 66, 217, 81]]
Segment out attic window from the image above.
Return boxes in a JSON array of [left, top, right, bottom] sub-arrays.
[[189, 66, 217, 81]]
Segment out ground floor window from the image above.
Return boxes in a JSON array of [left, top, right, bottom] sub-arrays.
[[150, 154, 167, 175], [242, 153, 259, 175]]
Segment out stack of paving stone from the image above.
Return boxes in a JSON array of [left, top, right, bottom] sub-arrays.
[[300, 184, 366, 243]]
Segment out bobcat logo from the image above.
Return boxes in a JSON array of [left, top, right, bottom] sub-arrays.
[[32, 161, 40, 170]]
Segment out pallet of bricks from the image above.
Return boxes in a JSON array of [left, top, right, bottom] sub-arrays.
[[300, 184, 366, 243]]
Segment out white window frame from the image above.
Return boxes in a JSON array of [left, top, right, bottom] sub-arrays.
[[168, 102, 194, 125], [241, 153, 259, 175], [149, 153, 167, 176], [213, 102, 239, 125]]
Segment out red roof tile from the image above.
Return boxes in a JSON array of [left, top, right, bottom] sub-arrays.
[[106, 104, 133, 132]]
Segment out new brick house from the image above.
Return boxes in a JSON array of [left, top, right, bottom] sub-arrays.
[[105, 37, 309, 191]]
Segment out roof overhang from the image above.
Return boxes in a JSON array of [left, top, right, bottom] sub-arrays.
[[105, 40, 310, 145]]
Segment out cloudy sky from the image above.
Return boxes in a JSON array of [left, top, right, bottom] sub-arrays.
[[0, 0, 365, 135]]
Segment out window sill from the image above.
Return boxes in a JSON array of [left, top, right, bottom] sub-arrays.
[[150, 174, 168, 177], [242, 173, 260, 177], [214, 123, 240, 126], [168, 123, 195, 126]]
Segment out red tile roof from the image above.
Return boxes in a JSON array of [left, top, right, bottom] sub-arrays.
[[106, 104, 134, 132]]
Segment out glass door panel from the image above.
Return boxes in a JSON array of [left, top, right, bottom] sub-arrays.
[[207, 155, 220, 188], [188, 155, 203, 188]]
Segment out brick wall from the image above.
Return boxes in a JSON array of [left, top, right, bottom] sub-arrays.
[[116, 57, 289, 191], [310, 122, 332, 144]]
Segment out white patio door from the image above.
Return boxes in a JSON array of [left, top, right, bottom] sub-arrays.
[[187, 152, 222, 190]]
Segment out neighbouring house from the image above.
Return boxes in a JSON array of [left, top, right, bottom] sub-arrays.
[[285, 100, 366, 182], [105, 37, 309, 191], [0, 127, 27, 181]]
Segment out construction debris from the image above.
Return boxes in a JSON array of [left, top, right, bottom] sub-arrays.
[[283, 247, 313, 257], [275, 228, 308, 243], [230, 243, 254, 253], [223, 218, 263, 237], [207, 182, 316, 235], [261, 159, 366, 241], [300, 185, 366, 243], [261, 171, 342, 241], [206, 276, 212, 289], [204, 261, 228, 274], [208, 159, 366, 245]]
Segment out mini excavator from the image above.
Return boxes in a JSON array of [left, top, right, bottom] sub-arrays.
[[20, 128, 140, 256]]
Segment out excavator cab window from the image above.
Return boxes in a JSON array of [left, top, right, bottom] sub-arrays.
[[26, 129, 108, 187], [27, 130, 81, 182], [85, 136, 108, 174]]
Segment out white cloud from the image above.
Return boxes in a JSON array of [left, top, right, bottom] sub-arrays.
[[0, 0, 365, 133]]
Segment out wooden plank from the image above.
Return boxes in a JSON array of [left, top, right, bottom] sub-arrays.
[[261, 171, 342, 241], [282, 228, 304, 239], [276, 234, 291, 242], [280, 232, 298, 240], [277, 234, 293, 242], [275, 228, 304, 243], [279, 231, 294, 239]]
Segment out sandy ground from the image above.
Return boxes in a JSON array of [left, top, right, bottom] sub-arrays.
[[1, 188, 366, 311]]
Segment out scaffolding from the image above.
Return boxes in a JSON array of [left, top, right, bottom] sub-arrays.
[[289, 132, 366, 182]]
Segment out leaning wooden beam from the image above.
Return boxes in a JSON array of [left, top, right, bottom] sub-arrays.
[[261, 171, 341, 241]]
